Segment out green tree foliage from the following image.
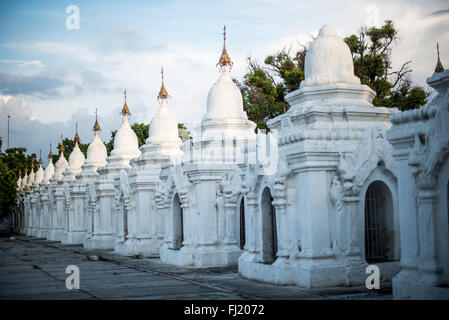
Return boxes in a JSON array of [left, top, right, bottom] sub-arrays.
[[1, 148, 37, 177], [178, 123, 191, 142], [0, 148, 38, 216], [0, 158, 17, 215], [237, 46, 306, 129], [344, 20, 428, 110]]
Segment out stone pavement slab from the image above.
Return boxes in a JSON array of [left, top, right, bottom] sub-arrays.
[[0, 236, 393, 300]]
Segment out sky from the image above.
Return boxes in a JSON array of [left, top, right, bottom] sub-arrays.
[[0, 0, 448, 165]]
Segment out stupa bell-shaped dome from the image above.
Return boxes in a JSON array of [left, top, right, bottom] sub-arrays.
[[34, 164, 44, 186], [21, 171, 28, 190], [300, 24, 360, 88], [43, 161, 54, 185], [149, 101, 180, 144], [87, 132, 107, 164], [26, 166, 35, 188], [67, 142, 86, 173], [54, 147, 68, 181], [204, 71, 248, 121], [112, 116, 140, 157]]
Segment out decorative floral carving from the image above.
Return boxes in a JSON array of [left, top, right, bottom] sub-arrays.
[[336, 126, 397, 196]]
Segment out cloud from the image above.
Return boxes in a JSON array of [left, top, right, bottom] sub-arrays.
[[93, 29, 168, 55], [428, 9, 449, 17], [0, 72, 66, 97], [0, 59, 45, 68], [1, 0, 448, 159], [0, 96, 153, 165]]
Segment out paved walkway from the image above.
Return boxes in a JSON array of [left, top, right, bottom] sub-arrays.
[[0, 235, 392, 300]]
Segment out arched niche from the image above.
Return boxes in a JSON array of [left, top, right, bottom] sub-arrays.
[[261, 187, 277, 264], [235, 194, 246, 250], [172, 193, 184, 250], [359, 166, 400, 263], [436, 156, 449, 282]]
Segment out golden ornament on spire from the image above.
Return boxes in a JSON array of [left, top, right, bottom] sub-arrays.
[[31, 161, 35, 170], [121, 89, 131, 116], [158, 66, 169, 101], [93, 108, 101, 132], [18, 169, 22, 177], [24, 167, 28, 174], [435, 42, 444, 74], [59, 135, 65, 154], [217, 25, 233, 69], [39, 150, 42, 165], [48, 143, 53, 159], [74, 122, 80, 145]]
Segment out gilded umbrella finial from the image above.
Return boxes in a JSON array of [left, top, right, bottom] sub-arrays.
[[48, 143, 53, 159], [217, 25, 233, 70], [39, 150, 42, 165], [435, 42, 444, 74], [158, 66, 169, 101], [93, 108, 101, 132], [59, 135, 65, 154], [121, 89, 131, 116], [74, 122, 80, 145]]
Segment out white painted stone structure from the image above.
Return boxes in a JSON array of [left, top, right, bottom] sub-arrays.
[[89, 94, 141, 250], [238, 24, 400, 287], [13, 24, 448, 299], [120, 70, 183, 256], [61, 126, 86, 244], [387, 68, 449, 299], [79, 112, 108, 249]]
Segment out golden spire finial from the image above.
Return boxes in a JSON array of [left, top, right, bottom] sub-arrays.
[[18, 169, 22, 177], [24, 167, 28, 174], [435, 42, 444, 74], [59, 134, 65, 154], [93, 108, 101, 132], [48, 143, 53, 159], [158, 66, 169, 101], [39, 150, 42, 165], [74, 122, 80, 145], [31, 161, 35, 170], [217, 25, 233, 70], [121, 89, 131, 116]]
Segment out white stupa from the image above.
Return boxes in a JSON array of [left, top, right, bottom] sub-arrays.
[[26, 163, 35, 190], [188, 26, 256, 164], [279, 24, 375, 113], [201, 27, 255, 131], [54, 137, 68, 181], [93, 91, 141, 250], [17, 170, 22, 191], [33, 153, 45, 187], [43, 145, 55, 185], [77, 111, 107, 180], [300, 24, 360, 88], [98, 91, 141, 177], [62, 124, 86, 182], [21, 168, 28, 191], [143, 68, 183, 158], [125, 69, 182, 256]]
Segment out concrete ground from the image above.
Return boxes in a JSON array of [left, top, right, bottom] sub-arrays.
[[0, 235, 393, 300]]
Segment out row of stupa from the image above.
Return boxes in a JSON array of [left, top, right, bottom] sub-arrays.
[[11, 24, 449, 300]]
